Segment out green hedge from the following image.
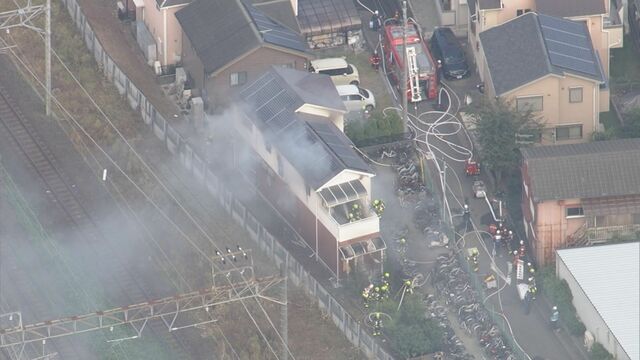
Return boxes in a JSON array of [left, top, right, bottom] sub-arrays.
[[344, 111, 404, 147], [540, 267, 586, 336]]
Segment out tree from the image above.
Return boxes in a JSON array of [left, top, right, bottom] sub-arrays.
[[467, 98, 543, 185], [379, 295, 443, 358], [620, 108, 640, 139]]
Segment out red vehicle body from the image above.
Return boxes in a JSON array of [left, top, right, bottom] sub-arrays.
[[383, 21, 438, 102], [465, 159, 480, 176]]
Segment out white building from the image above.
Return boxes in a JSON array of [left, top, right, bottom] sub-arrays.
[[555, 242, 640, 360]]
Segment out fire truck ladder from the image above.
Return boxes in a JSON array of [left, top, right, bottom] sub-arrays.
[[406, 46, 422, 103]]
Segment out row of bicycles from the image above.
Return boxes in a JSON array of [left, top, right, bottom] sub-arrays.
[[432, 253, 517, 360], [424, 294, 476, 360]]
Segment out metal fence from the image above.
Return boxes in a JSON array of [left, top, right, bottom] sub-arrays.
[[58, 0, 394, 358]]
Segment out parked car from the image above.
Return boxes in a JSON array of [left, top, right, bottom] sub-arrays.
[[429, 27, 469, 80], [309, 58, 360, 86], [336, 85, 375, 112]]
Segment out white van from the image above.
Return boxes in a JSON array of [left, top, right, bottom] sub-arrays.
[[336, 85, 376, 112], [309, 58, 360, 86]]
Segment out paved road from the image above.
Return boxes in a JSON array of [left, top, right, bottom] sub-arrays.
[[360, 2, 588, 358]]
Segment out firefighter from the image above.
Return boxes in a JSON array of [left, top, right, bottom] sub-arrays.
[[362, 285, 372, 308], [369, 51, 381, 70], [529, 285, 538, 300], [372, 199, 385, 217], [382, 271, 390, 285], [550, 306, 560, 330], [369, 10, 381, 31], [518, 240, 526, 257], [467, 249, 479, 272], [373, 312, 383, 336], [528, 264, 536, 280], [512, 250, 520, 267], [380, 283, 389, 299], [404, 279, 413, 294]]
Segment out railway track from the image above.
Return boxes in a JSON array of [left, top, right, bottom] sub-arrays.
[[0, 85, 193, 360]]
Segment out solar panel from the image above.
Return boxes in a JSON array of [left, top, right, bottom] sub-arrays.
[[548, 53, 598, 75], [538, 15, 601, 78], [307, 121, 370, 171], [246, 4, 308, 53]]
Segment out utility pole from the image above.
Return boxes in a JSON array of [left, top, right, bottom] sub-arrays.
[[401, 1, 408, 126], [441, 157, 447, 224], [280, 257, 289, 360], [0, 0, 52, 116], [45, 0, 51, 116]]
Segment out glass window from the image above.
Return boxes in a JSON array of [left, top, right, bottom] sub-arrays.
[[566, 207, 584, 218], [230, 72, 247, 87], [358, 87, 368, 98], [556, 125, 583, 140], [516, 96, 543, 112], [569, 87, 583, 103]]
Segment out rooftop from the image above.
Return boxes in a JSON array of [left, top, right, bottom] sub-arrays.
[[176, 0, 308, 75], [297, 0, 361, 36], [556, 242, 639, 360], [239, 67, 372, 189], [522, 139, 640, 201], [534, 0, 607, 18], [479, 12, 605, 96]]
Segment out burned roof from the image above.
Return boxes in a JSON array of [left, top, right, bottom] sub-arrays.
[[522, 139, 640, 201], [479, 12, 605, 95], [176, 0, 308, 75], [239, 67, 372, 189]]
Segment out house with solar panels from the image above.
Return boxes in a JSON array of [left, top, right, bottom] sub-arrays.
[[520, 139, 640, 264], [468, 0, 623, 80], [235, 66, 385, 280], [477, 12, 608, 144], [176, 0, 312, 111]]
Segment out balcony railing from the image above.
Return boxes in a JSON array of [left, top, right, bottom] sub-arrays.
[[338, 215, 380, 243], [323, 199, 380, 242], [567, 223, 640, 247]]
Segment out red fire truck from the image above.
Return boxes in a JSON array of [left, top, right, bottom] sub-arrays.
[[383, 20, 438, 102]]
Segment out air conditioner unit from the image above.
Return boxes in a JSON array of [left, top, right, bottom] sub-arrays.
[[153, 61, 162, 75]]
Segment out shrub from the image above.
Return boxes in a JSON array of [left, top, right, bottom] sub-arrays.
[[590, 342, 613, 360], [344, 111, 404, 146], [539, 267, 586, 337]]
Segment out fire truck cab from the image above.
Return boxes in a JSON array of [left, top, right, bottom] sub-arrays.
[[383, 21, 438, 102]]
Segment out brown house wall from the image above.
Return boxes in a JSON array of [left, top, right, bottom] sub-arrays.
[[205, 47, 310, 111], [180, 33, 206, 93], [253, 158, 339, 273]]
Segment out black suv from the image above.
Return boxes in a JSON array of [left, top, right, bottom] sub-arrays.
[[429, 27, 469, 80]]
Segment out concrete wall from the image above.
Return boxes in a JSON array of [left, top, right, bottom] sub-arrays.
[[556, 257, 631, 360], [140, 0, 187, 65], [205, 46, 310, 111]]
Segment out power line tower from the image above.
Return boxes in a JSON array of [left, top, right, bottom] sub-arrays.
[[0, 0, 52, 116], [0, 250, 286, 360]]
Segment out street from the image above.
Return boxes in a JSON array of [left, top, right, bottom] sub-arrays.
[[359, 3, 588, 358]]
